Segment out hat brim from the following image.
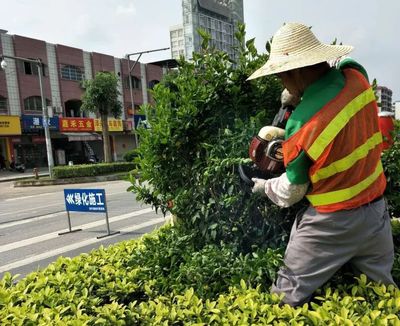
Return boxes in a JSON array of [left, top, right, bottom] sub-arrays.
[[247, 44, 354, 80]]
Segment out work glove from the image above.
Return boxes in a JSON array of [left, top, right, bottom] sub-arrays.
[[251, 177, 267, 196]]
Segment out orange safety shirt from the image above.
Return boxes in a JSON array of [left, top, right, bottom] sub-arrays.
[[282, 68, 386, 213]]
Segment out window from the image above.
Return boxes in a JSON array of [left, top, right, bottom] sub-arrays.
[[0, 96, 7, 111], [24, 96, 50, 111], [61, 65, 84, 81], [23, 60, 46, 76], [148, 80, 160, 90], [125, 76, 141, 89]]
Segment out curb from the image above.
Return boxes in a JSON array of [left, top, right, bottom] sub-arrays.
[[13, 174, 127, 187], [0, 173, 49, 183]]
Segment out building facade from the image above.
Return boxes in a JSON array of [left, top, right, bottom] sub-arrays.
[[394, 101, 400, 120], [376, 85, 393, 113], [170, 0, 244, 60], [0, 30, 166, 169]]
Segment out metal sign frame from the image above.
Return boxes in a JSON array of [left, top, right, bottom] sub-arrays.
[[61, 188, 120, 238]]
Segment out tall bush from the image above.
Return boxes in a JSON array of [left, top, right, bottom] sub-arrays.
[[381, 121, 400, 217], [129, 25, 301, 251]]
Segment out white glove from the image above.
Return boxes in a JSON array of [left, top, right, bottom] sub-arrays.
[[265, 173, 309, 207], [251, 178, 267, 196]]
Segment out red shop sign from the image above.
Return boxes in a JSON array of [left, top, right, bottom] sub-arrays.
[[59, 118, 94, 132]]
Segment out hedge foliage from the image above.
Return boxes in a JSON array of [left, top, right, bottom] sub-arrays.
[[1, 225, 400, 325], [53, 162, 135, 179], [130, 25, 301, 252]]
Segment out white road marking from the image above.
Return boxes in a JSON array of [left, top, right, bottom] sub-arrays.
[[5, 192, 53, 201], [0, 207, 154, 253], [4, 190, 127, 202], [0, 191, 129, 216], [0, 211, 64, 230], [0, 217, 166, 273], [0, 203, 61, 216]]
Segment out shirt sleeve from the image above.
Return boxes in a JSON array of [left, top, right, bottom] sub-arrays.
[[265, 172, 309, 207], [285, 150, 312, 184]]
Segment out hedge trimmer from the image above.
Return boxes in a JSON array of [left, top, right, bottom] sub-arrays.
[[239, 89, 299, 189]]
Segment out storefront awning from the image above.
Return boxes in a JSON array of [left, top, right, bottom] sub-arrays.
[[62, 132, 102, 142]]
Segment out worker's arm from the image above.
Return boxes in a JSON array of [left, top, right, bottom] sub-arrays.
[[252, 173, 309, 207]]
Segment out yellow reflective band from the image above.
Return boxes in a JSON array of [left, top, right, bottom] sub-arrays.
[[307, 88, 376, 161], [306, 160, 383, 206], [310, 132, 383, 183]]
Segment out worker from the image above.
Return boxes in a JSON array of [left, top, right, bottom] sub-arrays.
[[248, 22, 395, 307]]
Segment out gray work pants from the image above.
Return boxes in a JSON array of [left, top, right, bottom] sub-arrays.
[[271, 198, 395, 307]]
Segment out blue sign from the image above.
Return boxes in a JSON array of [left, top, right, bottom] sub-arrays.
[[133, 114, 148, 129], [64, 189, 106, 212], [21, 115, 59, 132]]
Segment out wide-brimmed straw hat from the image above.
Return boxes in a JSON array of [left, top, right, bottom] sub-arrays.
[[248, 22, 354, 80]]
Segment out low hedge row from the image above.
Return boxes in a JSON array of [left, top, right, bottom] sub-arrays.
[[52, 162, 136, 179], [1, 224, 400, 324]]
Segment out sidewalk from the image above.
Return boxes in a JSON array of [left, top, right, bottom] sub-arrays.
[[0, 168, 49, 183]]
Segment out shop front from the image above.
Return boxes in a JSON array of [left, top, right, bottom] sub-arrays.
[[94, 118, 131, 161], [0, 115, 22, 169], [56, 117, 102, 165], [20, 115, 59, 168]]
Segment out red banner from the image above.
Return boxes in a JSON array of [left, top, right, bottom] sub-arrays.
[[60, 118, 94, 132]]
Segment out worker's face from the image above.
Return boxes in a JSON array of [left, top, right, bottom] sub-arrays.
[[276, 70, 304, 98]]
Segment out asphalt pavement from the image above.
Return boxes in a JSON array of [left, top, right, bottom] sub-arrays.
[[0, 178, 169, 279]]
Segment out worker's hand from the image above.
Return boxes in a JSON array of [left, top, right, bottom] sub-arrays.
[[252, 178, 267, 196]]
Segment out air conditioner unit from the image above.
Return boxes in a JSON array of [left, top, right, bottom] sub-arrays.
[[54, 106, 63, 114]]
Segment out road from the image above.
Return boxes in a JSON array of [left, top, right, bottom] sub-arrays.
[[0, 179, 167, 279]]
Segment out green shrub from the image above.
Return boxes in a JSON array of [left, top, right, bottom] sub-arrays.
[[382, 123, 400, 218], [123, 149, 137, 162], [129, 25, 296, 251], [53, 162, 135, 179], [1, 226, 400, 324]]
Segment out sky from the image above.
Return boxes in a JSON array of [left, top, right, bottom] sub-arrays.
[[1, 0, 399, 100]]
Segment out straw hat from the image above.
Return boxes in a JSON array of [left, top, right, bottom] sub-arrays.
[[248, 22, 354, 80]]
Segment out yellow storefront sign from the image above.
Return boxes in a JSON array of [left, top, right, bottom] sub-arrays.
[[0, 116, 22, 135], [94, 118, 123, 132]]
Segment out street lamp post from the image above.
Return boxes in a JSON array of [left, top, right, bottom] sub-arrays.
[[1, 54, 54, 178], [125, 47, 169, 147]]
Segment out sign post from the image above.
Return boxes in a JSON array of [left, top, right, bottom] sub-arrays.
[[58, 209, 82, 235], [62, 188, 120, 238]]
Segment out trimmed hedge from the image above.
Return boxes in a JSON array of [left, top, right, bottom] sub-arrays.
[[52, 162, 135, 179], [1, 225, 400, 324]]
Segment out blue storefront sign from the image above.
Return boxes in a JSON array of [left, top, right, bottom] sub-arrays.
[[133, 114, 148, 129], [64, 189, 106, 212], [21, 115, 59, 132]]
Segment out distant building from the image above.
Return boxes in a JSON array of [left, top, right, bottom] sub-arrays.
[[0, 29, 168, 168], [394, 101, 400, 120], [170, 0, 244, 60], [170, 25, 185, 60], [376, 86, 393, 113]]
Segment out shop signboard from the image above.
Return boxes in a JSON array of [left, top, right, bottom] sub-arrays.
[[94, 118, 123, 132], [21, 115, 59, 132], [133, 114, 147, 129], [0, 116, 21, 135], [60, 118, 94, 132]]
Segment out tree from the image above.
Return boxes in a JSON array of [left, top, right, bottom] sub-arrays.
[[81, 72, 122, 163], [129, 25, 295, 251]]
